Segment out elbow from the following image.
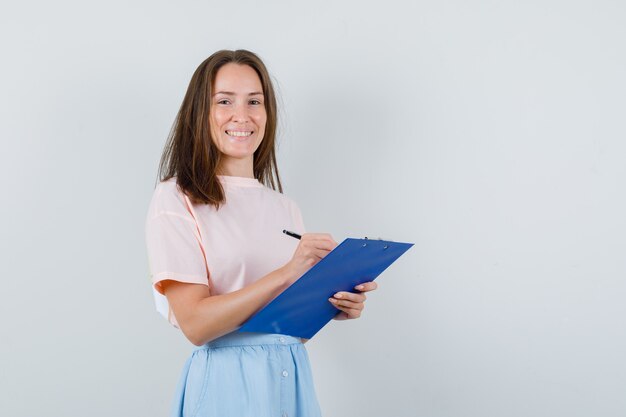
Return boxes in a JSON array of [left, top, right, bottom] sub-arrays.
[[187, 332, 229, 347], [184, 329, 205, 347], [178, 319, 225, 347], [180, 324, 210, 346], [168, 294, 234, 346], [189, 337, 206, 347], [184, 332, 211, 347]]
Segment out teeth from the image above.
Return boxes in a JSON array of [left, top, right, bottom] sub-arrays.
[[226, 130, 252, 137]]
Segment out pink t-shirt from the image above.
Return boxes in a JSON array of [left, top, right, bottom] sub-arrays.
[[145, 175, 305, 327]]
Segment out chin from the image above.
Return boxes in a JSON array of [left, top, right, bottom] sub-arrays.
[[225, 142, 261, 157], [221, 147, 256, 160]]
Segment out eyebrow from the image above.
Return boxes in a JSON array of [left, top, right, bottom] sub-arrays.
[[213, 91, 264, 96]]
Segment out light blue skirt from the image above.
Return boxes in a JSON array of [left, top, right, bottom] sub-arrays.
[[169, 332, 322, 417]]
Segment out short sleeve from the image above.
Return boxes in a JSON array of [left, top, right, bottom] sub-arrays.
[[145, 181, 209, 325]]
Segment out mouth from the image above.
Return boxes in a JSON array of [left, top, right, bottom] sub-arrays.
[[225, 130, 253, 138]]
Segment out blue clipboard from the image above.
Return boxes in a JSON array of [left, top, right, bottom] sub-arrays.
[[238, 238, 413, 339]]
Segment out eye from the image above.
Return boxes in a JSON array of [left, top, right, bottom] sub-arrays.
[[249, 99, 262, 105], [216, 98, 230, 105]]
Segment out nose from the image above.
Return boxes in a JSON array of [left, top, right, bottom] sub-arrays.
[[232, 102, 249, 123]]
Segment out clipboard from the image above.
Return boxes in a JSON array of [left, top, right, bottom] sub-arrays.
[[238, 238, 413, 339]]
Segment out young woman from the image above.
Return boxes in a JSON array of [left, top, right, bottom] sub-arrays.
[[145, 49, 378, 417]]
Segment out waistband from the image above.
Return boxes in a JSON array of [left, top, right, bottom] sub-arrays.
[[194, 332, 303, 351]]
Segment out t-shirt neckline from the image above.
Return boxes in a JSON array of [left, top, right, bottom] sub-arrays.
[[217, 175, 263, 188]]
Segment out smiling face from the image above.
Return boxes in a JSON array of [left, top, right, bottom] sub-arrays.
[[209, 63, 267, 175]]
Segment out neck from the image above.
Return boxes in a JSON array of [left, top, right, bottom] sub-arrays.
[[218, 156, 254, 178]]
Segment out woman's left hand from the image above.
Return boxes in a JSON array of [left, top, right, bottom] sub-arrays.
[[329, 281, 378, 320]]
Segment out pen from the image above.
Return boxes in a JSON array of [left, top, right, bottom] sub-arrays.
[[282, 229, 302, 240]]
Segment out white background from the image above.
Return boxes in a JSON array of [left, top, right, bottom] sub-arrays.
[[2, 1, 625, 416]]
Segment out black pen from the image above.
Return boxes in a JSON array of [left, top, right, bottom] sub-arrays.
[[282, 229, 302, 240]]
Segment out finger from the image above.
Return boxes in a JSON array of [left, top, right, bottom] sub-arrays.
[[333, 292, 366, 303], [301, 239, 335, 252], [334, 311, 349, 320], [302, 234, 338, 249], [311, 239, 337, 251], [301, 233, 335, 242], [354, 281, 378, 292], [329, 297, 364, 311], [334, 304, 362, 319], [310, 248, 331, 260]]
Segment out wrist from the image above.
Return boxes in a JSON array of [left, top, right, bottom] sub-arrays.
[[277, 263, 298, 288]]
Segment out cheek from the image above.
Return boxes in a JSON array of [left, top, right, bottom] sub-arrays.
[[210, 111, 229, 141], [211, 109, 228, 128], [254, 112, 267, 132], [209, 117, 224, 150]]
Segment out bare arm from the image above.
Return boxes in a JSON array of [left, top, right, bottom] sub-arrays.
[[163, 233, 337, 346], [162, 266, 293, 346]]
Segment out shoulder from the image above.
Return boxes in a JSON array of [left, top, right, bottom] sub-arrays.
[[155, 177, 182, 196], [261, 186, 302, 211], [147, 177, 192, 219]]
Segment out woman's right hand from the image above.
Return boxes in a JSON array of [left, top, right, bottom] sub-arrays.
[[284, 233, 337, 283]]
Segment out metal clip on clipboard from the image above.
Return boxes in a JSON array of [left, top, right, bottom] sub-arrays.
[[363, 236, 391, 249]]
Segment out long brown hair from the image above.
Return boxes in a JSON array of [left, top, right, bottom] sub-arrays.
[[158, 49, 282, 208]]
